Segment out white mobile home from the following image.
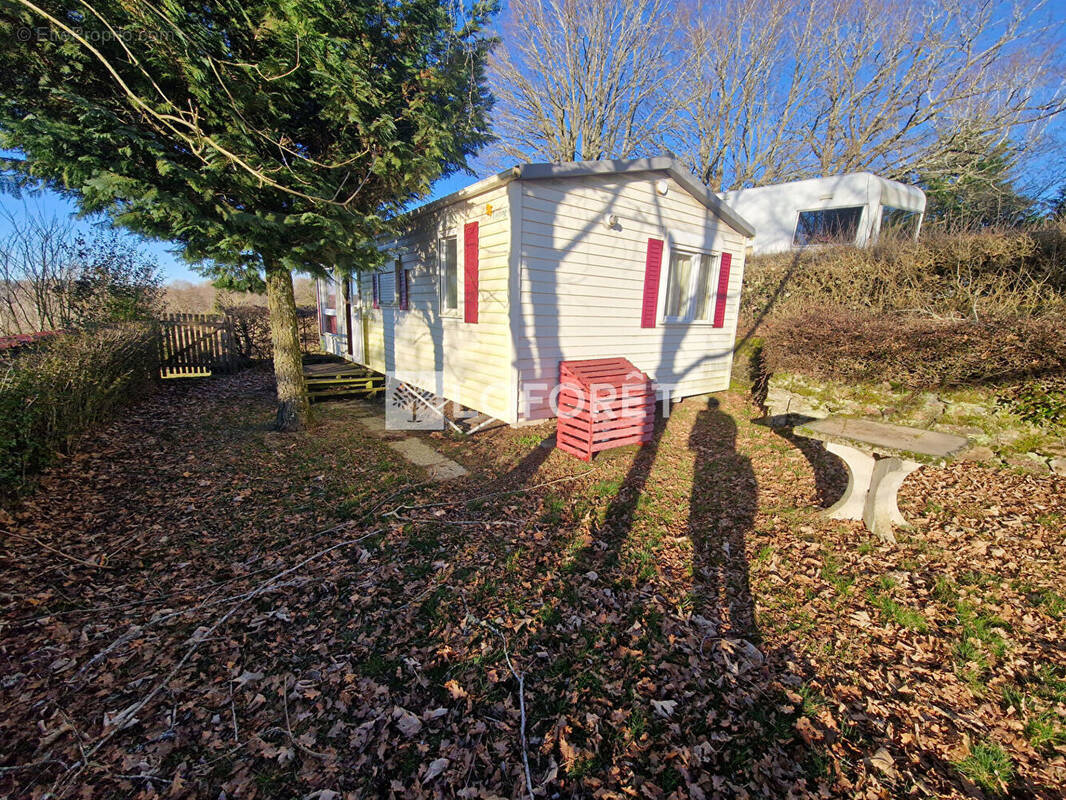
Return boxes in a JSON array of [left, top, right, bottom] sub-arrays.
[[719, 173, 925, 256], [317, 157, 754, 426]]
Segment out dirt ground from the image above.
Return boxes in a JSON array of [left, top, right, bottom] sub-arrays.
[[1, 368, 1064, 799]]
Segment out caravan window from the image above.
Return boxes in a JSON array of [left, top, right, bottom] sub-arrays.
[[880, 207, 920, 240], [438, 236, 458, 312], [793, 207, 863, 246], [319, 277, 338, 334], [665, 248, 719, 322]]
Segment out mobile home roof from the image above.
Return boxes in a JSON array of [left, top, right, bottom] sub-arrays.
[[407, 156, 756, 238]]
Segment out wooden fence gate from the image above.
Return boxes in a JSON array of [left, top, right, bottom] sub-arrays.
[[158, 313, 239, 378]]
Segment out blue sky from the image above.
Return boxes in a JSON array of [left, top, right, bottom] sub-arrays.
[[3, 0, 1063, 284], [0, 169, 480, 284]]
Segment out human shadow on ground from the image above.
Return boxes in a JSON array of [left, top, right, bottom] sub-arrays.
[[522, 396, 832, 794], [685, 397, 759, 638]]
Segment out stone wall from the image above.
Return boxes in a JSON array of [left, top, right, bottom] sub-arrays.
[[763, 373, 1066, 475]]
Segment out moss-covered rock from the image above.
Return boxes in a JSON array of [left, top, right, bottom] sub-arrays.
[[763, 372, 1065, 466]]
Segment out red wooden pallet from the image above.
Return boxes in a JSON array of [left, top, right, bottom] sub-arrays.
[[557, 357, 656, 461]]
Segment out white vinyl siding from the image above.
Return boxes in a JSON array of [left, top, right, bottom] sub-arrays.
[[351, 184, 515, 423], [514, 173, 748, 421], [318, 166, 750, 427]]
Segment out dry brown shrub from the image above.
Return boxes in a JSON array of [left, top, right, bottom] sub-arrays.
[[223, 304, 319, 361], [742, 222, 1066, 325], [760, 307, 1066, 389], [0, 324, 159, 498]]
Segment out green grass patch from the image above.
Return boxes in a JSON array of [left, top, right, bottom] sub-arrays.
[[516, 433, 543, 449], [820, 553, 854, 594], [952, 601, 1009, 695], [622, 535, 662, 582], [867, 589, 928, 632], [541, 495, 565, 525], [1024, 712, 1066, 753], [957, 569, 996, 588], [590, 478, 623, 498], [1032, 589, 1066, 619], [1032, 664, 1066, 705], [797, 685, 828, 716], [954, 740, 1013, 794], [933, 575, 958, 604]]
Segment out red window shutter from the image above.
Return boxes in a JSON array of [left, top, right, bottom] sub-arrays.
[[372, 274, 380, 309], [640, 238, 664, 328], [712, 252, 732, 328], [464, 221, 479, 323], [399, 269, 409, 311]]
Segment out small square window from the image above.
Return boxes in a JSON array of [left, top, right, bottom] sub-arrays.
[[665, 248, 718, 322]]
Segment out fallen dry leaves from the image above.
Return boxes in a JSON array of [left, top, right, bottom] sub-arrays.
[[1, 369, 1063, 799]]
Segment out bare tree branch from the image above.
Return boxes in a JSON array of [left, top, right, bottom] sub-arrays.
[[488, 0, 682, 164], [672, 0, 1066, 190]]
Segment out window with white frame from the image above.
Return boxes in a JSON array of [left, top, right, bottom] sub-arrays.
[[664, 248, 719, 322], [438, 235, 458, 312], [319, 276, 338, 333]]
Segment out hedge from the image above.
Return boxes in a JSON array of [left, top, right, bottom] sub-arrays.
[[0, 323, 159, 500], [742, 223, 1066, 323], [759, 308, 1066, 390], [224, 304, 320, 362]]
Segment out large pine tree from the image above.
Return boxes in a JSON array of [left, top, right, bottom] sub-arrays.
[[0, 0, 496, 429]]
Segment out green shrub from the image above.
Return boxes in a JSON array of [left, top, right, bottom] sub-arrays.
[[0, 324, 158, 500], [998, 376, 1066, 432]]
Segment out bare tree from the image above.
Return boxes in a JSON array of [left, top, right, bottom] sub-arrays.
[[0, 211, 79, 334], [679, 0, 821, 189], [675, 0, 1066, 190], [489, 0, 682, 164], [0, 207, 161, 335]]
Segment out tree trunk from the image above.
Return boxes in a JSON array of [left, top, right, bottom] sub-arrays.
[[264, 264, 310, 431]]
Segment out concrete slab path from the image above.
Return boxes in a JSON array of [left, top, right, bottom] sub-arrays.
[[349, 405, 468, 482]]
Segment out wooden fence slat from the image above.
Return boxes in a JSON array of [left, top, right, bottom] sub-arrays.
[[158, 312, 238, 379]]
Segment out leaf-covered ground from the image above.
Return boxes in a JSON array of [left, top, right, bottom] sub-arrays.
[[1, 369, 1064, 799]]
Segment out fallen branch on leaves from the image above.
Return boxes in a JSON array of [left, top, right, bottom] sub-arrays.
[[282, 676, 332, 759], [46, 530, 382, 794], [7, 532, 115, 570], [396, 517, 521, 527], [472, 617, 535, 800], [0, 757, 69, 774]]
